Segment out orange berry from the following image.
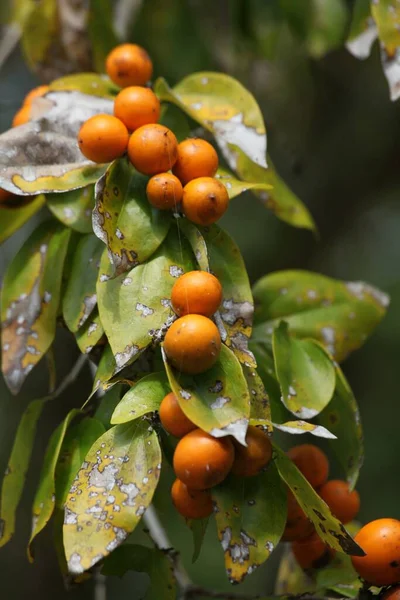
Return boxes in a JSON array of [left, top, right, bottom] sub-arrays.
[[232, 425, 272, 477], [114, 86, 160, 131], [287, 444, 329, 489], [128, 124, 178, 175], [106, 43, 153, 88], [173, 138, 219, 185], [159, 392, 196, 438], [78, 114, 129, 163], [12, 105, 31, 127], [146, 173, 183, 210], [182, 177, 229, 226], [282, 490, 315, 542], [171, 271, 222, 318], [0, 188, 14, 204], [351, 519, 400, 586], [164, 314, 221, 374], [318, 480, 360, 524], [23, 85, 48, 106], [173, 429, 234, 490], [292, 532, 333, 570], [171, 478, 213, 519], [382, 585, 400, 600]]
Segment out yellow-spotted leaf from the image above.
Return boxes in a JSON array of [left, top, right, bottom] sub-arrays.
[[273, 444, 364, 556], [49, 73, 119, 97], [28, 409, 80, 559], [93, 158, 172, 276], [0, 91, 112, 195], [46, 186, 95, 233], [216, 167, 273, 200], [162, 344, 250, 444], [63, 234, 104, 332], [346, 0, 377, 59], [202, 224, 255, 367], [212, 464, 286, 583], [1, 221, 71, 394], [155, 73, 267, 169], [272, 322, 336, 419], [75, 310, 105, 355], [97, 226, 195, 370], [272, 420, 336, 439], [372, 0, 400, 101], [63, 420, 162, 575], [0, 195, 45, 245], [253, 270, 389, 362], [111, 373, 169, 424]]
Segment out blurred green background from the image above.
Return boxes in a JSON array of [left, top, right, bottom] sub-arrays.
[[1, 0, 400, 598]]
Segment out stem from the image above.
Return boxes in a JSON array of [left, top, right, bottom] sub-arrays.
[[94, 570, 107, 600]]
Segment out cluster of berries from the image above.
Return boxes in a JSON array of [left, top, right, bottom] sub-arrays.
[[78, 44, 229, 226]]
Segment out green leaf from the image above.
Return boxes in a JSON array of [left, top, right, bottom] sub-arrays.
[[215, 167, 273, 200], [0, 91, 112, 195], [102, 544, 177, 600], [49, 73, 119, 97], [252, 270, 389, 362], [28, 409, 80, 558], [159, 104, 191, 142], [250, 341, 289, 424], [63, 420, 162, 575], [316, 552, 361, 597], [202, 224, 255, 367], [272, 322, 336, 419], [346, 0, 377, 59], [20, 0, 57, 69], [163, 344, 250, 444], [274, 545, 315, 595], [212, 463, 286, 583], [188, 518, 209, 563], [111, 372, 169, 424], [88, 0, 119, 73], [97, 225, 195, 370], [273, 444, 364, 556], [75, 310, 105, 355], [371, 0, 400, 101], [1, 221, 71, 394], [94, 385, 125, 428], [155, 72, 268, 169], [178, 219, 209, 271], [0, 398, 47, 547], [243, 364, 272, 430], [93, 158, 172, 276], [92, 344, 118, 394], [272, 420, 336, 439], [0, 195, 45, 245], [46, 186, 95, 233], [63, 234, 104, 332], [55, 418, 106, 507], [316, 364, 363, 489]]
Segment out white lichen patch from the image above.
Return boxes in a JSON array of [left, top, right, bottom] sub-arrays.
[[169, 265, 184, 278], [213, 113, 267, 170], [210, 396, 230, 410], [135, 302, 154, 317]]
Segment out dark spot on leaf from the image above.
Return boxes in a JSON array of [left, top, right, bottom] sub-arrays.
[[113, 187, 119, 196], [328, 412, 338, 425], [319, 523, 326, 534], [313, 509, 326, 521]]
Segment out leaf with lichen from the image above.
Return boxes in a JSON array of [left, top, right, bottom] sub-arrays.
[[371, 0, 400, 101], [155, 73, 267, 169], [272, 322, 336, 419], [97, 226, 195, 371], [93, 158, 172, 276], [272, 420, 336, 439], [47, 186, 95, 233], [63, 420, 162, 575], [0, 91, 112, 195], [252, 270, 389, 363], [0, 195, 46, 245], [28, 409, 80, 559], [317, 363, 363, 490], [162, 344, 250, 444], [346, 0, 377, 59], [111, 373, 169, 425], [243, 364, 272, 432], [75, 310, 105, 355], [63, 234, 104, 332], [1, 221, 71, 394], [273, 444, 364, 557], [215, 167, 272, 200], [202, 224, 255, 367], [212, 463, 286, 583]]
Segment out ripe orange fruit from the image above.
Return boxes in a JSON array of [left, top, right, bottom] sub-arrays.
[[106, 43, 153, 88], [0, 188, 13, 204], [128, 124, 178, 175], [164, 314, 221, 374], [287, 444, 329, 489], [282, 490, 315, 542], [173, 138, 219, 185], [23, 85, 48, 106], [78, 114, 129, 163], [171, 271, 222, 318], [382, 585, 400, 600], [292, 532, 333, 570], [351, 519, 400, 586], [318, 480, 360, 524], [114, 86, 160, 131], [159, 392, 196, 438], [173, 429, 234, 490], [12, 105, 31, 127], [231, 425, 272, 477], [146, 173, 183, 210], [171, 478, 213, 519], [182, 177, 229, 225]]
